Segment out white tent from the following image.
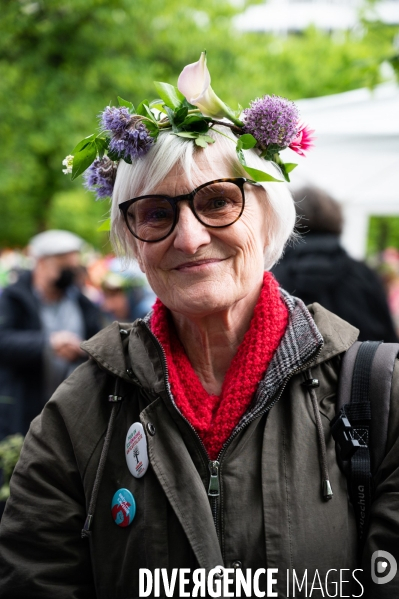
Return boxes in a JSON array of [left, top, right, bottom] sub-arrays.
[[279, 83, 399, 258], [235, 0, 399, 34]]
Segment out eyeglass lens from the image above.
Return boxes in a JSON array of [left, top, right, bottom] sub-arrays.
[[125, 180, 244, 242]]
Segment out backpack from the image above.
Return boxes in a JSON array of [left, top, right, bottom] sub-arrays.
[[331, 341, 399, 549]]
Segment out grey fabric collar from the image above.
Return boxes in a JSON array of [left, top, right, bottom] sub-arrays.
[[239, 290, 324, 426]]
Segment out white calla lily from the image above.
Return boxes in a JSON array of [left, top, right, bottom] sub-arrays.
[[177, 52, 242, 124]]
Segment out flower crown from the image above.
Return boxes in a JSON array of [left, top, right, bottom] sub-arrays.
[[63, 52, 314, 201]]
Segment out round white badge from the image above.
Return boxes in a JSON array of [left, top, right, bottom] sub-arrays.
[[125, 422, 149, 478]]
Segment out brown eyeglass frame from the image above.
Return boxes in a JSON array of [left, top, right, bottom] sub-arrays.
[[119, 177, 261, 243]]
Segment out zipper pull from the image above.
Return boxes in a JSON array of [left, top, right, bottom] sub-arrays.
[[208, 461, 220, 497]]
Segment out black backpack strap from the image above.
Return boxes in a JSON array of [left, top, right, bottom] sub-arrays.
[[346, 341, 381, 545], [332, 340, 399, 551], [336, 341, 361, 411]]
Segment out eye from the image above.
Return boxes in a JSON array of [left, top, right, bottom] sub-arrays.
[[128, 198, 174, 227], [195, 194, 237, 214], [210, 198, 228, 209], [142, 207, 170, 223]]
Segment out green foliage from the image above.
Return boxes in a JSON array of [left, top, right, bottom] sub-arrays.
[[0, 434, 24, 501], [47, 190, 112, 251], [367, 216, 399, 256], [153, 82, 185, 110], [0, 0, 397, 249]]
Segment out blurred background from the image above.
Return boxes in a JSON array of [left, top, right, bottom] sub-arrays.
[[0, 0, 399, 316]]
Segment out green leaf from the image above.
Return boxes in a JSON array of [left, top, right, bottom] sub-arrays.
[[195, 137, 208, 148], [181, 115, 205, 126], [117, 96, 135, 111], [95, 136, 108, 148], [107, 149, 120, 161], [277, 161, 298, 183], [153, 82, 185, 110], [237, 134, 257, 151], [181, 115, 210, 133], [198, 134, 215, 144], [97, 218, 111, 231], [165, 106, 180, 132], [136, 100, 150, 117], [149, 100, 167, 116], [194, 134, 215, 148], [236, 148, 245, 164], [143, 104, 158, 123], [72, 134, 95, 155], [173, 131, 199, 139], [71, 142, 97, 180], [241, 165, 283, 183], [236, 142, 283, 182], [95, 136, 108, 159], [144, 120, 159, 139], [150, 98, 164, 108], [174, 106, 188, 125], [182, 98, 197, 110]]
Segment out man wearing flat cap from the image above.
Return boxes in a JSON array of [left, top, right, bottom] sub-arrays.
[[0, 230, 101, 440]]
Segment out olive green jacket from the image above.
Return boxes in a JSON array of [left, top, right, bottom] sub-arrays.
[[0, 299, 398, 598]]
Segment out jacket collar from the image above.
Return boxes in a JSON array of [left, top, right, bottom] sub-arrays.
[[239, 291, 359, 424], [81, 321, 134, 382], [81, 293, 359, 392]]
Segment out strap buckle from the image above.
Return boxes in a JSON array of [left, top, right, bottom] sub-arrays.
[[330, 409, 367, 460]]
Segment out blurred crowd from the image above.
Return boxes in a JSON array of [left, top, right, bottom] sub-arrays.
[[0, 231, 155, 441], [0, 245, 155, 326], [0, 248, 155, 326]]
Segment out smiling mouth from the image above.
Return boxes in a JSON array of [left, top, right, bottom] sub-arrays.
[[174, 258, 226, 271]]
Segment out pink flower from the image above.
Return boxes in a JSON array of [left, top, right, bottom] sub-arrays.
[[289, 124, 315, 156]]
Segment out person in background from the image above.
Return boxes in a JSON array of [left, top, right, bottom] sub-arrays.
[[100, 258, 156, 324], [272, 186, 398, 342], [0, 230, 102, 439]]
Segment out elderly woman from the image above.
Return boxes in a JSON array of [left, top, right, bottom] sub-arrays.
[[0, 55, 398, 598]]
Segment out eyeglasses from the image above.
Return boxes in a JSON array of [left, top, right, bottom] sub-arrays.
[[119, 177, 261, 243]]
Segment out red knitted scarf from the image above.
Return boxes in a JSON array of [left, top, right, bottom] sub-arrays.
[[151, 272, 288, 459]]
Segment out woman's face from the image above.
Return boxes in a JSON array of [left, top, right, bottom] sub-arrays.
[[131, 150, 269, 318]]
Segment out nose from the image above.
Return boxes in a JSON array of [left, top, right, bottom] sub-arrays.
[[172, 202, 212, 254]]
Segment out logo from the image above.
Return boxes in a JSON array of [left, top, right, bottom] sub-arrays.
[[371, 550, 397, 585]]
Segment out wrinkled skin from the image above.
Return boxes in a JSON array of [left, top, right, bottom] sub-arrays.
[[130, 147, 270, 394]]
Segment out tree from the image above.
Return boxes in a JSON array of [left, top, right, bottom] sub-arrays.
[[0, 0, 397, 249]]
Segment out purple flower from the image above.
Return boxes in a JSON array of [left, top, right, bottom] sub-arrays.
[[101, 106, 132, 134], [243, 95, 299, 150], [100, 106, 154, 161], [84, 157, 116, 200], [109, 121, 154, 161]]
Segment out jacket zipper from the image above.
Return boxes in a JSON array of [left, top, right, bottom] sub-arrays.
[[140, 320, 322, 544], [208, 461, 220, 537], [139, 321, 224, 536], [213, 345, 323, 558]]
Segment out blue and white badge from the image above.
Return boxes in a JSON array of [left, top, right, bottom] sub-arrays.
[[111, 488, 136, 527], [125, 422, 149, 478]]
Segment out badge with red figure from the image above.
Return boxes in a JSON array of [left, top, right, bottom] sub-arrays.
[[111, 488, 136, 527]]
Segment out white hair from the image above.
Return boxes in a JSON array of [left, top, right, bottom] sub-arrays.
[[111, 126, 296, 270]]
